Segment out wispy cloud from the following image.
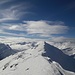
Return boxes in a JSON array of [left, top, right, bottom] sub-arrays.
[[0, 0, 32, 22], [0, 29, 26, 37], [0, 8, 19, 22], [0, 0, 11, 5]]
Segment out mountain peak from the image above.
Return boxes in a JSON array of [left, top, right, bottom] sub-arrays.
[[0, 41, 75, 75]]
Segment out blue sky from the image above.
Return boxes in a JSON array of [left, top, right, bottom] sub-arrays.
[[0, 0, 75, 40]]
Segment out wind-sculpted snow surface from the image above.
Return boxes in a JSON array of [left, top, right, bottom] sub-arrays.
[[0, 41, 75, 75]]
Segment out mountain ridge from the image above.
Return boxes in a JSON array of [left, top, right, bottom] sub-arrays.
[[0, 41, 75, 75], [43, 42, 75, 72], [0, 43, 16, 60]]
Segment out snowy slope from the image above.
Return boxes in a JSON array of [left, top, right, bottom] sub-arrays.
[[0, 43, 16, 60], [47, 41, 75, 56], [43, 42, 75, 72], [0, 41, 75, 75]]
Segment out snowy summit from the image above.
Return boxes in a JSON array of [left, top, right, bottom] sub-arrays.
[[0, 39, 75, 75]]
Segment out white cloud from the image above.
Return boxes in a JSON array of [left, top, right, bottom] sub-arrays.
[[8, 24, 26, 31], [51, 36, 67, 42], [0, 24, 26, 37], [9, 25, 21, 30], [0, 18, 18, 22], [0, 20, 68, 38], [0, 23, 25, 31], [24, 20, 68, 37]]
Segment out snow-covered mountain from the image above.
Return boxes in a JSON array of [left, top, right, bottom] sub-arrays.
[[48, 41, 75, 56], [0, 43, 16, 60], [0, 41, 75, 75]]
